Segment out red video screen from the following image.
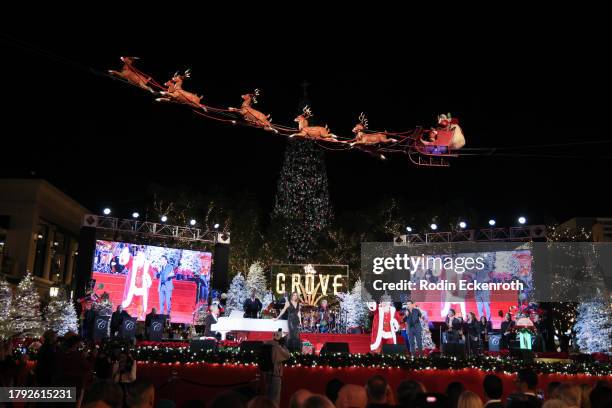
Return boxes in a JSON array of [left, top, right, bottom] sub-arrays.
[[92, 240, 212, 323]]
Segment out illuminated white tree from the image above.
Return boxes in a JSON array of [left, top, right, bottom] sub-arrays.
[[246, 262, 267, 299], [9, 272, 43, 337], [339, 279, 369, 329], [0, 275, 13, 340], [227, 273, 247, 314], [44, 289, 78, 336]]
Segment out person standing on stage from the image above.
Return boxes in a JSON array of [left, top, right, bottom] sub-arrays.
[[110, 305, 130, 338], [500, 312, 515, 350], [317, 299, 331, 333], [158, 255, 174, 317], [243, 289, 263, 319], [203, 305, 220, 337], [275, 292, 301, 352], [466, 312, 482, 356], [532, 313, 547, 352], [404, 301, 423, 355]]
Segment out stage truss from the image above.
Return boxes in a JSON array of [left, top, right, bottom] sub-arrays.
[[82, 214, 222, 244], [394, 225, 547, 246]]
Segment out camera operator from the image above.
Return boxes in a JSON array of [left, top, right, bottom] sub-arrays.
[[259, 329, 290, 407], [112, 349, 137, 384]]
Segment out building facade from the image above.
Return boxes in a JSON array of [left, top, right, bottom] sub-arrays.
[[0, 179, 89, 295]]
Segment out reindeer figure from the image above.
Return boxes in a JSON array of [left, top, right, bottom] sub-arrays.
[[290, 106, 337, 140], [108, 56, 155, 93], [155, 70, 206, 111], [228, 89, 278, 133], [350, 113, 397, 146]]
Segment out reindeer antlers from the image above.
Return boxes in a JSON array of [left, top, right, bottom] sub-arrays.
[[302, 105, 313, 118], [359, 112, 369, 128]]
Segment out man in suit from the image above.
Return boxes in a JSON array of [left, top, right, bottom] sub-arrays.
[[243, 289, 262, 319], [158, 255, 174, 317], [110, 305, 130, 338], [483, 374, 504, 408], [404, 300, 423, 356], [506, 368, 543, 408]]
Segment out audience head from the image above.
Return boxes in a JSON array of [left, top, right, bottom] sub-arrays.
[[397, 380, 426, 407], [541, 400, 568, 408], [125, 378, 155, 408], [446, 381, 465, 408], [290, 389, 313, 408], [151, 308, 157, 315], [483, 374, 503, 400], [579, 384, 591, 408], [247, 396, 277, 408], [366, 375, 390, 404], [516, 368, 538, 393], [458, 391, 483, 408], [589, 382, 612, 408], [208, 391, 247, 408], [302, 395, 335, 408], [336, 384, 367, 408], [547, 382, 561, 398], [82, 380, 123, 408], [555, 383, 581, 408], [324, 378, 344, 404]]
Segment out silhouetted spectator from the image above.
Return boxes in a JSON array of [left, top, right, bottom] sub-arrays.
[[482, 374, 503, 408], [36, 330, 59, 386], [458, 391, 483, 408], [555, 384, 581, 408], [336, 384, 367, 408], [82, 380, 123, 408], [325, 378, 344, 404], [547, 382, 561, 399], [303, 394, 335, 408], [446, 382, 465, 408], [397, 380, 426, 407], [290, 389, 313, 408], [125, 378, 155, 408], [506, 368, 542, 408], [589, 383, 612, 408], [366, 375, 395, 407], [208, 390, 246, 408]]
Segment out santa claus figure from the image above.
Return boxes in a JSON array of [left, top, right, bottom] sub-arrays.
[[368, 301, 401, 352], [120, 246, 152, 319]]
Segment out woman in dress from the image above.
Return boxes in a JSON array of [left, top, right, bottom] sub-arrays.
[[420, 310, 435, 350], [275, 292, 301, 352], [466, 312, 482, 356], [479, 315, 491, 349]]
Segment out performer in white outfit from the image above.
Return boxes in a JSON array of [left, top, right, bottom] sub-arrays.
[[120, 248, 152, 319]]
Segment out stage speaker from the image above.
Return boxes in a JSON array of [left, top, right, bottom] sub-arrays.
[[93, 314, 110, 341], [119, 317, 137, 340], [441, 342, 466, 358], [488, 334, 501, 352], [212, 243, 230, 292], [190, 339, 218, 353], [320, 342, 350, 355], [382, 344, 407, 355], [240, 341, 264, 354], [75, 226, 97, 298]]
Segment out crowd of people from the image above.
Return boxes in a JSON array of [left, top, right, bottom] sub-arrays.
[[1, 326, 610, 408]]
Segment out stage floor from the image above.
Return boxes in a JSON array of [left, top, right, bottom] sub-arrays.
[[246, 332, 385, 354]]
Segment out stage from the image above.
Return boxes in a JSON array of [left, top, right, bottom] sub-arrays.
[[245, 332, 375, 354]]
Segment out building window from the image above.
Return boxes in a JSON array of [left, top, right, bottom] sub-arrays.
[[33, 224, 48, 278]]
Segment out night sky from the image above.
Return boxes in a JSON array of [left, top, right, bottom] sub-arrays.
[[1, 27, 609, 229]]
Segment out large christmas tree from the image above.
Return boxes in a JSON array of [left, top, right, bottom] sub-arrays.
[[9, 272, 43, 337], [44, 289, 78, 336], [0, 275, 13, 340], [273, 85, 333, 262]]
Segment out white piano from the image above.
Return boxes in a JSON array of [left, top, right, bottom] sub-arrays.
[[211, 310, 289, 340]]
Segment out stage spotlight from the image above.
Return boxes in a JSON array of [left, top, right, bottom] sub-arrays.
[[406, 226, 412, 233], [190, 219, 197, 226], [103, 208, 111, 215], [430, 223, 438, 231], [488, 219, 496, 226], [518, 216, 527, 225], [161, 215, 168, 222], [459, 221, 467, 229], [132, 212, 140, 219], [214, 223, 220, 229]]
